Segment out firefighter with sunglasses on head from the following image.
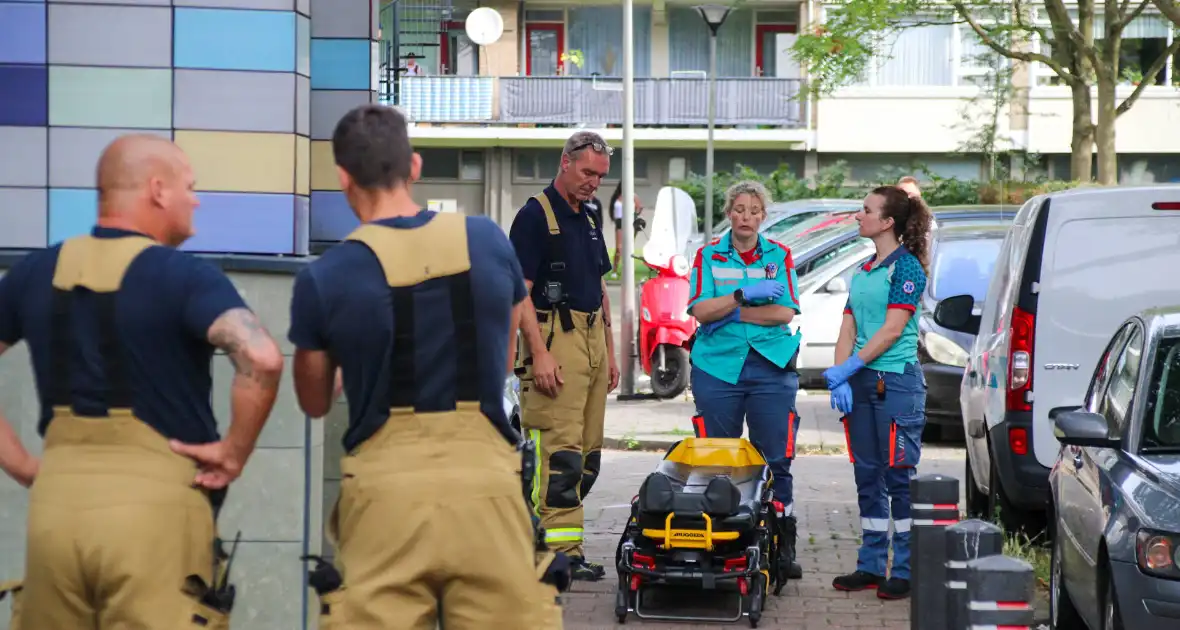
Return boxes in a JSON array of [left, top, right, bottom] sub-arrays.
[[826, 185, 933, 601]]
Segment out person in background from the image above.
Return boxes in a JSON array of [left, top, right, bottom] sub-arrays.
[[686, 179, 804, 580], [826, 186, 933, 601], [403, 52, 426, 76], [897, 176, 921, 199], [609, 183, 644, 278]]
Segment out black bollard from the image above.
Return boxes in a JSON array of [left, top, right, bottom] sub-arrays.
[[909, 474, 960, 630], [945, 520, 1004, 630], [964, 554, 1035, 629]]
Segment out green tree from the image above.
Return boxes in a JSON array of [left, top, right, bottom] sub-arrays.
[[792, 0, 1180, 185]]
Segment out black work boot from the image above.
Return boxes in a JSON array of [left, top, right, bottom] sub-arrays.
[[569, 556, 606, 581], [877, 577, 911, 600], [832, 570, 885, 592], [781, 515, 803, 579]]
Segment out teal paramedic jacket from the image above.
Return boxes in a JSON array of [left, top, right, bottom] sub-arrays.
[[688, 234, 802, 385], [844, 245, 927, 374]]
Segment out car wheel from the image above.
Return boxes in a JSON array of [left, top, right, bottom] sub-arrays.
[[964, 448, 989, 519], [1103, 572, 1124, 630], [987, 451, 1043, 534], [1050, 519, 1084, 629]]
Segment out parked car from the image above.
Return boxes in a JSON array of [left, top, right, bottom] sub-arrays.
[[919, 215, 1013, 439], [933, 187, 1180, 530], [790, 242, 875, 386], [682, 199, 859, 260], [1048, 307, 1180, 630]]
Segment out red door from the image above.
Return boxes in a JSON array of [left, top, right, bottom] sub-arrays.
[[755, 24, 797, 77], [526, 23, 564, 75]]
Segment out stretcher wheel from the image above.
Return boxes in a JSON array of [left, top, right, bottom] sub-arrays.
[[615, 607, 627, 624]]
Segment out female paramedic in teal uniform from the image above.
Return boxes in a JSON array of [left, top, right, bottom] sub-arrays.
[[687, 180, 804, 580], [825, 185, 933, 601]]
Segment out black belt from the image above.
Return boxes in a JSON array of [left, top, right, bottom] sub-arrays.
[[538, 309, 597, 329]]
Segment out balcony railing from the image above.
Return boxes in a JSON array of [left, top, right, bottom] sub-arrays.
[[384, 75, 806, 128]]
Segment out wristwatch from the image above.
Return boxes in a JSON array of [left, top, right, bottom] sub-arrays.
[[733, 288, 748, 306]]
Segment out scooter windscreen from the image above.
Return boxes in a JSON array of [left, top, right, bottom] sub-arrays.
[[642, 186, 696, 276]]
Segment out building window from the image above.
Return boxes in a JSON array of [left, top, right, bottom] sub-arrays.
[[525, 10, 565, 76], [848, 17, 955, 87], [460, 151, 484, 180], [755, 8, 801, 78], [515, 148, 649, 181], [419, 148, 485, 180]]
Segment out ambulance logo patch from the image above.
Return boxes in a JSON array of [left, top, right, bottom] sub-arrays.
[[902, 280, 916, 295], [765, 263, 778, 278]]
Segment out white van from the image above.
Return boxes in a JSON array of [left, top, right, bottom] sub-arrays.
[[933, 186, 1180, 530]]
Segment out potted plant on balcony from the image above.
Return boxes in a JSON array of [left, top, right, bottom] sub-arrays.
[[559, 49, 584, 75]]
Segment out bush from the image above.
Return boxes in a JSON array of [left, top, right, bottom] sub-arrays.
[[670, 161, 1079, 228]]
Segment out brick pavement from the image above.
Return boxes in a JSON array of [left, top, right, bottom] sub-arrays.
[[562, 447, 965, 629]]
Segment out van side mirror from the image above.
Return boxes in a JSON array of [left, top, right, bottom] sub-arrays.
[[824, 277, 848, 294], [934, 294, 981, 335], [1053, 410, 1118, 448]]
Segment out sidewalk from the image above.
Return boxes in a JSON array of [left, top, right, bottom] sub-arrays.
[[603, 388, 849, 452]]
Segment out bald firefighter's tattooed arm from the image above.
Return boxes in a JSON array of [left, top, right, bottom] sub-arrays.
[[0, 342, 37, 487], [207, 308, 284, 461]]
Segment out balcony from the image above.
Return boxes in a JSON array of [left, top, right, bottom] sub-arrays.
[[386, 76, 807, 128]]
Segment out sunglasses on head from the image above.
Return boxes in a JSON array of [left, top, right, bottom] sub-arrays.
[[568, 140, 614, 156]]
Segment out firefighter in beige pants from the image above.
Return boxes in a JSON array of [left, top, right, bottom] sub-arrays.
[[510, 131, 620, 581]]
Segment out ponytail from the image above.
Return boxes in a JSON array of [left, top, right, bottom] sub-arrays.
[[870, 185, 934, 273]]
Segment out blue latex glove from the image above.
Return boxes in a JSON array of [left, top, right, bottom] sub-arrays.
[[700, 308, 740, 336], [741, 279, 785, 302], [823, 355, 866, 390], [830, 381, 853, 415]]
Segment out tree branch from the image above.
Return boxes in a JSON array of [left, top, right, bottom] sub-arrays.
[[1116, 0, 1153, 30], [951, 1, 1080, 85], [1117, 35, 1180, 116], [1154, 0, 1180, 25]]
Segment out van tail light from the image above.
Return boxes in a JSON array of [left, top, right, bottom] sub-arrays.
[[1151, 202, 1180, 211], [1007, 306, 1034, 412], [1009, 427, 1029, 455]]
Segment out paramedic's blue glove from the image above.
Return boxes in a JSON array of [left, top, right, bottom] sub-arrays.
[[823, 355, 866, 390], [700, 308, 740, 335], [830, 382, 853, 415], [741, 280, 785, 302]]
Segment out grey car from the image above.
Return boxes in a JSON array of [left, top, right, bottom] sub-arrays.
[[1049, 306, 1180, 629]]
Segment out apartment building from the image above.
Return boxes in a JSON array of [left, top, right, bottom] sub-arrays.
[[325, 0, 1180, 252]]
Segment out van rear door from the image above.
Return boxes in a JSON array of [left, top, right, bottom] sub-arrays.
[[1031, 188, 1180, 468]]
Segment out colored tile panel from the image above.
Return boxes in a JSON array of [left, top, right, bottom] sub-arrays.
[[174, 8, 296, 73], [296, 14, 310, 77], [49, 127, 171, 189], [173, 70, 295, 133], [174, 130, 296, 194], [309, 39, 371, 90], [48, 67, 171, 129], [183, 192, 298, 255], [309, 90, 370, 140], [0, 2, 47, 64], [48, 0, 167, 5], [309, 140, 339, 191], [173, 0, 292, 10], [0, 65, 48, 126], [0, 126, 47, 187], [295, 75, 310, 136], [0, 188, 48, 249], [294, 194, 309, 255], [48, 4, 171, 67], [309, 191, 357, 242], [48, 188, 98, 245], [309, 0, 368, 38], [295, 136, 310, 196]]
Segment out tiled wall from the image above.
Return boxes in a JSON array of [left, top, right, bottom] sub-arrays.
[[0, 0, 372, 256], [307, 0, 378, 245]]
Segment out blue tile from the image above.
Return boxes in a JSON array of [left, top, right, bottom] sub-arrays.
[[183, 192, 297, 254], [0, 64, 47, 126], [48, 188, 97, 244], [0, 3, 46, 64], [309, 191, 357, 241], [309, 39, 370, 90], [174, 8, 295, 72]]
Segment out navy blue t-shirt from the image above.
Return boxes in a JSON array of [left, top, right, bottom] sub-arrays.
[[288, 210, 527, 452], [509, 183, 612, 313], [0, 227, 247, 444]]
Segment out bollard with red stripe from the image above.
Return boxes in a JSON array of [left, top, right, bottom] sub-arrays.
[[963, 554, 1035, 629], [909, 474, 960, 630], [945, 520, 1004, 630]]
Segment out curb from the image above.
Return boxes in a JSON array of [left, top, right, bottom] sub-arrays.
[[602, 436, 679, 452]]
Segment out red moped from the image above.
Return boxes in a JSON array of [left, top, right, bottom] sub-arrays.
[[635, 186, 699, 398]]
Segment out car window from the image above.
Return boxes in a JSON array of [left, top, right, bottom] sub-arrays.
[[1086, 324, 1134, 415], [1098, 326, 1143, 435], [803, 240, 867, 278], [931, 238, 1003, 302], [1142, 338, 1180, 449], [763, 213, 814, 235]]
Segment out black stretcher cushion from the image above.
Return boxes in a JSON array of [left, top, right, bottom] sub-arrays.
[[636, 462, 769, 532]]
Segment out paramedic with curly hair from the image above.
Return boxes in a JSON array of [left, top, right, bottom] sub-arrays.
[[825, 185, 933, 601]]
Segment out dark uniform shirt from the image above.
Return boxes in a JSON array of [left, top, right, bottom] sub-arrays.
[[0, 227, 247, 444], [288, 210, 528, 452], [509, 183, 612, 313]]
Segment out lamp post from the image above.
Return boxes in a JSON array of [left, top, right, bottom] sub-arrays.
[[694, 4, 731, 243], [620, 0, 638, 396]]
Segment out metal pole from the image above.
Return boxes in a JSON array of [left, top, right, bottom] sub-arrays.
[[619, 0, 637, 396], [704, 33, 717, 242]]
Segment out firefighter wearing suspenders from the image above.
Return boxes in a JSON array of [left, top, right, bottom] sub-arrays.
[[290, 105, 565, 628], [0, 134, 284, 629], [509, 131, 619, 582]]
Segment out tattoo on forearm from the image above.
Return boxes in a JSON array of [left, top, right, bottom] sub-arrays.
[[208, 308, 281, 389]]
